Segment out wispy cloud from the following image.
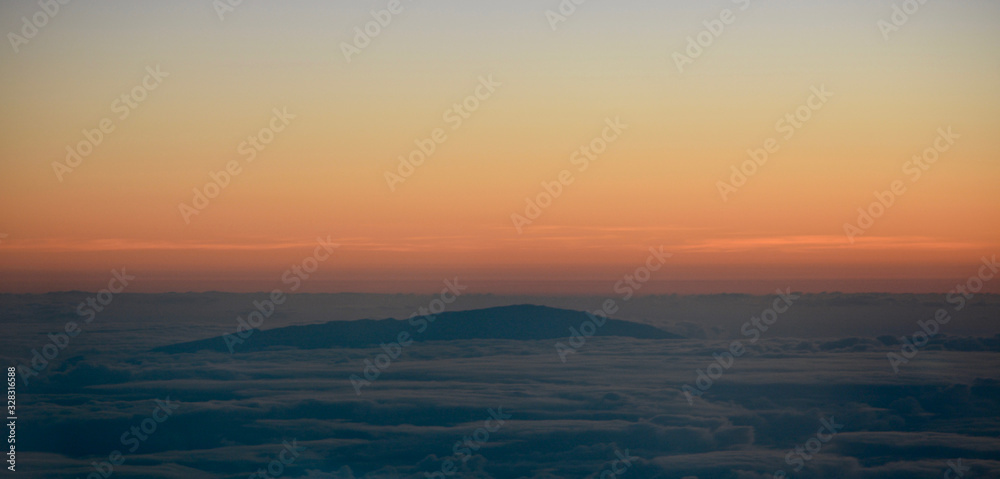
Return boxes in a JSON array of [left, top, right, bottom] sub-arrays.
[[0, 234, 982, 256], [674, 235, 985, 253]]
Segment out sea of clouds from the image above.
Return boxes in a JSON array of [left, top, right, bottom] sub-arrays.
[[1, 292, 998, 478]]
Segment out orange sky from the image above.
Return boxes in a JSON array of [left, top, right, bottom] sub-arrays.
[[1, 0, 998, 294]]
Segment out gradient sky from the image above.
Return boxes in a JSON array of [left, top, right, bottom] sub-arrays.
[[1, 0, 998, 294]]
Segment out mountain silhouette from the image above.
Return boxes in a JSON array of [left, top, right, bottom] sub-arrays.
[[154, 304, 682, 353]]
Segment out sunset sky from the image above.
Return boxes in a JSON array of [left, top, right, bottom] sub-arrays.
[[1, 0, 998, 294]]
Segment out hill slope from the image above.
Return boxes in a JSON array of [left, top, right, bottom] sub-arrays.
[[154, 304, 682, 353]]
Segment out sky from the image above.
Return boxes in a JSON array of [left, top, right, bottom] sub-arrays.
[[0, 0, 998, 294]]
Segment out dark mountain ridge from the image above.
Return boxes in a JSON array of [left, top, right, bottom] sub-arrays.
[[154, 304, 682, 353]]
